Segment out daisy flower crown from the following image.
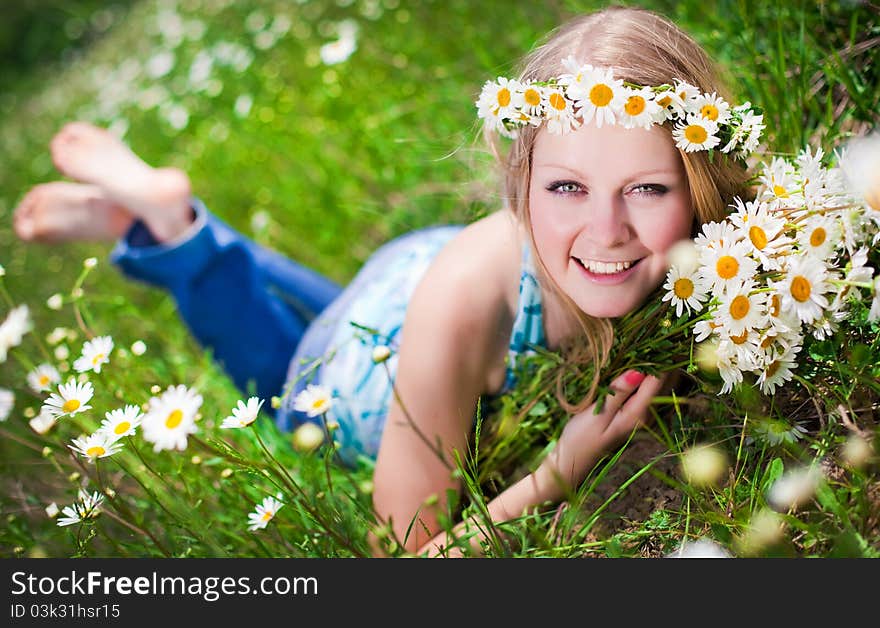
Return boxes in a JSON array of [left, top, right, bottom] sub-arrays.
[[476, 56, 765, 158]]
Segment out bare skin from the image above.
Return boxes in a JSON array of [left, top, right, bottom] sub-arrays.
[[48, 122, 193, 242], [13, 182, 133, 243]]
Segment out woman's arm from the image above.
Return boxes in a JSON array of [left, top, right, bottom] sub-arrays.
[[371, 217, 517, 555], [418, 371, 664, 557]]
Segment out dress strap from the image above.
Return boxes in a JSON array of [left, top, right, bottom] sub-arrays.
[[502, 244, 546, 392]]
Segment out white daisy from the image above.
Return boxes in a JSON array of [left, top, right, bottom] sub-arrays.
[[29, 409, 58, 435], [725, 327, 762, 370], [775, 254, 832, 324], [673, 113, 720, 153], [737, 110, 765, 155], [758, 157, 801, 208], [672, 79, 701, 106], [715, 340, 744, 395], [618, 86, 660, 130], [141, 384, 202, 452], [651, 88, 687, 123], [699, 239, 758, 296], [476, 77, 522, 136], [293, 384, 334, 417], [511, 82, 545, 123], [42, 378, 94, 419], [694, 220, 740, 253], [98, 404, 143, 441], [691, 91, 731, 125], [57, 490, 105, 527], [756, 338, 802, 395], [220, 396, 264, 429], [27, 363, 61, 393], [763, 291, 800, 333], [247, 495, 284, 531], [766, 465, 822, 512], [869, 275, 880, 322], [0, 304, 32, 363], [728, 198, 788, 270], [797, 214, 841, 260], [543, 85, 580, 135], [69, 432, 123, 463], [73, 335, 113, 374], [570, 66, 624, 128], [0, 388, 13, 421], [557, 56, 590, 96], [662, 265, 710, 317]]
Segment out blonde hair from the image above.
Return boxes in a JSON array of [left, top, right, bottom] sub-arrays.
[[486, 6, 752, 413]]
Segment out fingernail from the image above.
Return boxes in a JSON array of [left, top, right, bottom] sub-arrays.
[[624, 370, 647, 387]]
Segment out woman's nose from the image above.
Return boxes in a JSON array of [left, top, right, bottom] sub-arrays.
[[586, 197, 632, 248]]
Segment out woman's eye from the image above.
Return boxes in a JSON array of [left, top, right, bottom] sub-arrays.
[[547, 181, 582, 195], [630, 184, 668, 196]]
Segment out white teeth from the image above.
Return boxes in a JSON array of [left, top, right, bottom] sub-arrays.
[[579, 259, 634, 274]]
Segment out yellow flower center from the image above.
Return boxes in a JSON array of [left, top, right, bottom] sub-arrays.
[[770, 294, 781, 317], [311, 399, 326, 411], [39, 375, 50, 386], [673, 277, 694, 299], [657, 95, 672, 108], [716, 255, 739, 280], [114, 421, 131, 435], [749, 226, 768, 250], [62, 399, 81, 413], [772, 184, 788, 198], [730, 295, 751, 320], [624, 95, 646, 116], [700, 104, 719, 121], [761, 335, 774, 349], [524, 88, 541, 107], [791, 276, 811, 303], [766, 360, 781, 379], [730, 330, 749, 344], [589, 83, 613, 107], [165, 409, 183, 429], [548, 92, 567, 111], [809, 227, 826, 247], [92, 353, 105, 366], [86, 446, 105, 458], [261, 510, 274, 521], [496, 87, 511, 108], [684, 124, 708, 144]]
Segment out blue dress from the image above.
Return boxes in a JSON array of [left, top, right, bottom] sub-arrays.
[[111, 200, 547, 465]]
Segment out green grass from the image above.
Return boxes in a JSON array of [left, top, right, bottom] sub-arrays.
[[1, 0, 878, 558]]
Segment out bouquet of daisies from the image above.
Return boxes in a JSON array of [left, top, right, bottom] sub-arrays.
[[663, 139, 880, 396]]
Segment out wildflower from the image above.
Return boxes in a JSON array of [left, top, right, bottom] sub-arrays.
[[220, 396, 264, 429], [57, 490, 105, 527], [29, 409, 57, 435], [69, 432, 123, 463], [699, 239, 758, 296], [728, 198, 787, 270], [42, 378, 94, 419], [691, 91, 731, 125], [0, 304, 32, 363], [666, 538, 731, 558], [775, 254, 831, 325], [83, 257, 98, 269], [292, 422, 325, 453], [247, 495, 284, 531], [130, 340, 147, 356], [73, 335, 113, 374], [98, 405, 143, 441], [569, 66, 624, 128], [543, 85, 580, 135], [766, 465, 822, 512], [0, 388, 13, 421], [45, 503, 59, 519], [371, 345, 391, 364], [54, 345, 69, 361], [756, 339, 801, 395], [27, 363, 61, 393], [141, 384, 202, 452], [673, 113, 720, 153], [717, 280, 764, 337], [46, 327, 69, 345], [680, 444, 728, 487], [841, 435, 874, 468], [476, 77, 523, 136], [46, 294, 63, 310], [662, 265, 710, 317], [797, 215, 840, 260], [750, 418, 808, 447], [293, 384, 333, 417], [869, 276, 880, 322], [618, 86, 660, 130], [715, 341, 743, 394]]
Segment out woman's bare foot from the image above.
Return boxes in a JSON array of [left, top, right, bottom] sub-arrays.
[[13, 182, 134, 243], [50, 122, 193, 242]]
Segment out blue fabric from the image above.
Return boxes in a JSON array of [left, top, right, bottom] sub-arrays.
[[110, 200, 547, 466]]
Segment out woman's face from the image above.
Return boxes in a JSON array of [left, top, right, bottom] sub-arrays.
[[529, 121, 693, 318]]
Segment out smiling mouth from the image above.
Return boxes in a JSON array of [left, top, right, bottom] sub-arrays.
[[574, 257, 643, 275]]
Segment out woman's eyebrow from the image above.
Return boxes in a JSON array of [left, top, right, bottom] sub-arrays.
[[533, 163, 681, 179]]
